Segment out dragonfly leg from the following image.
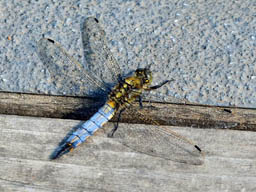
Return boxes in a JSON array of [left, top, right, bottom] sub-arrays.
[[139, 96, 143, 109], [138, 96, 158, 111], [138, 95, 158, 110], [108, 108, 126, 137], [147, 79, 174, 90]]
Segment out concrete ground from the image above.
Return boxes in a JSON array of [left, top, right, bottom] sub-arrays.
[[0, 0, 256, 107]]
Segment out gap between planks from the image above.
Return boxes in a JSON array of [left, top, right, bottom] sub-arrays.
[[0, 91, 255, 131]]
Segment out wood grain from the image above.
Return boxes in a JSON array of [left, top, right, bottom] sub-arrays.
[[0, 114, 255, 192], [0, 91, 256, 131]]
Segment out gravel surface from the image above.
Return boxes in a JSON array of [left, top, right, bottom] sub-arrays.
[[0, 0, 256, 107]]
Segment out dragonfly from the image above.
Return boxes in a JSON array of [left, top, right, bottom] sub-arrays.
[[37, 17, 204, 165]]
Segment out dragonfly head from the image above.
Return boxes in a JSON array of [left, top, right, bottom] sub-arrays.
[[135, 68, 153, 86]]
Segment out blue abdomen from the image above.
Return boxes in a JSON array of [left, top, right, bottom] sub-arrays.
[[67, 103, 115, 148]]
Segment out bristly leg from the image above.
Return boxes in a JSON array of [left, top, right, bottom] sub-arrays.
[[108, 108, 126, 137], [147, 79, 174, 90]]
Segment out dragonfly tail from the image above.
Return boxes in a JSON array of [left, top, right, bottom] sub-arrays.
[[50, 143, 74, 160]]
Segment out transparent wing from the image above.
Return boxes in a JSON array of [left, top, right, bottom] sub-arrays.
[[37, 38, 108, 97], [82, 17, 122, 87], [113, 107, 204, 165], [141, 78, 195, 104], [141, 91, 193, 104]]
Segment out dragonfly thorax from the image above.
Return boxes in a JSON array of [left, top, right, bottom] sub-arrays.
[[107, 68, 152, 110]]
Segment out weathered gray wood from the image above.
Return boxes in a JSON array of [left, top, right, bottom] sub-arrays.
[[0, 92, 256, 131], [0, 91, 102, 119], [0, 114, 255, 192]]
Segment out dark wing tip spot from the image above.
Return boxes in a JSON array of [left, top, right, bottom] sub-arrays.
[[223, 109, 232, 113], [47, 38, 55, 44], [94, 18, 99, 23], [195, 145, 201, 152]]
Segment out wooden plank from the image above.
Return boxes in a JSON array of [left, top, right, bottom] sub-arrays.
[[0, 114, 255, 192], [0, 92, 256, 131]]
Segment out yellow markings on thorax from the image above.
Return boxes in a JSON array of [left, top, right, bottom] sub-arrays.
[[125, 76, 142, 88], [115, 87, 125, 98], [107, 74, 146, 110], [107, 100, 116, 108]]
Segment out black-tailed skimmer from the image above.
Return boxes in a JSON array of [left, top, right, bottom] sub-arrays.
[[37, 17, 204, 165]]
